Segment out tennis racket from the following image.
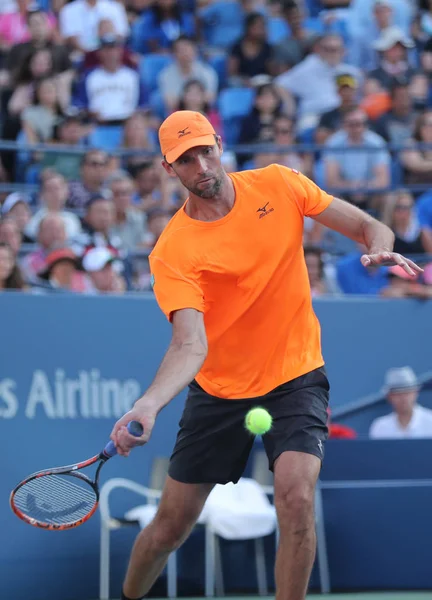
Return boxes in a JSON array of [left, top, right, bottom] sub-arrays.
[[10, 420, 143, 531]]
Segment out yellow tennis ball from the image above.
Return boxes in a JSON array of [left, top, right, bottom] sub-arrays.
[[245, 407, 273, 435]]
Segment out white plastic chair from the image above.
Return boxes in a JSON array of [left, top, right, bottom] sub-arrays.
[[251, 450, 331, 594], [99, 457, 224, 600]]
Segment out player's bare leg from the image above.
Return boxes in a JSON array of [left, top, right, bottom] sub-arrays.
[[122, 476, 214, 599], [273, 451, 321, 600]]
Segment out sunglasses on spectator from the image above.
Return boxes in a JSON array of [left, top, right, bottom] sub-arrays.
[[394, 204, 412, 210], [421, 121, 432, 127], [321, 45, 343, 52], [275, 128, 293, 135], [86, 160, 107, 167]]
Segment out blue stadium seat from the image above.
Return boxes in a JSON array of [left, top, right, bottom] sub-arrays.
[[267, 18, 289, 44], [208, 54, 227, 89], [139, 55, 173, 93], [391, 157, 403, 188], [218, 87, 255, 145], [88, 126, 124, 151], [149, 89, 168, 120]]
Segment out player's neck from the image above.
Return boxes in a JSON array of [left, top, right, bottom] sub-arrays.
[[186, 174, 235, 222], [397, 408, 414, 429]]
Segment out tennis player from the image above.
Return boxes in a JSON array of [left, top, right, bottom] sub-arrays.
[[111, 110, 422, 600]]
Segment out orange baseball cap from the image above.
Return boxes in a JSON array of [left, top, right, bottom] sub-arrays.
[[159, 110, 216, 163]]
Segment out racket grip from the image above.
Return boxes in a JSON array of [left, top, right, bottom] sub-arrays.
[[103, 421, 144, 458]]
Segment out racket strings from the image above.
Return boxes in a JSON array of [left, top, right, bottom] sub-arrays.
[[13, 474, 97, 525]]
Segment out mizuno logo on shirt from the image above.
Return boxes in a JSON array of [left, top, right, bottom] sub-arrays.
[[256, 202, 274, 219]]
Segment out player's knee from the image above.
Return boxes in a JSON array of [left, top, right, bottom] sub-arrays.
[[151, 511, 195, 553], [275, 479, 315, 529]]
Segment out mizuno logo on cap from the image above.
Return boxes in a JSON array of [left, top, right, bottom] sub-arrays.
[[178, 127, 191, 138]]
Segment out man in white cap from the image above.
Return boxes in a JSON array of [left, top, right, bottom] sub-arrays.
[[368, 25, 416, 89], [1, 192, 33, 243], [82, 246, 125, 293], [369, 367, 432, 438]]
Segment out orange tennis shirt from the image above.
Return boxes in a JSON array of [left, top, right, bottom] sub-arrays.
[[149, 164, 334, 399]]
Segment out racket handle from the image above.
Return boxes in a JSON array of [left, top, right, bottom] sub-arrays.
[[103, 421, 144, 458]]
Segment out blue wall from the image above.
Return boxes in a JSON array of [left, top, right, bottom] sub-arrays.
[[1, 294, 432, 599]]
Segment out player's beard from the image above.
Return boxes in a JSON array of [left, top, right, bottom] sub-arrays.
[[189, 172, 224, 199]]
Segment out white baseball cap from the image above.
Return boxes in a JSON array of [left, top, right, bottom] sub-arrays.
[[372, 26, 414, 51], [383, 366, 419, 394], [1, 192, 29, 216], [82, 247, 115, 272]]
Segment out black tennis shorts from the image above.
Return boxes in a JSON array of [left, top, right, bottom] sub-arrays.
[[168, 366, 330, 485]]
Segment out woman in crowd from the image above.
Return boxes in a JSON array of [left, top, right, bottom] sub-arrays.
[[177, 79, 222, 134], [228, 12, 273, 85], [386, 189, 432, 255], [122, 112, 157, 169], [0, 242, 26, 291], [239, 82, 283, 144], [21, 77, 64, 143], [401, 110, 432, 192]]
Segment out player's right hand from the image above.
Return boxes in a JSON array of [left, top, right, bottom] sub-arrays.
[[110, 407, 156, 456]]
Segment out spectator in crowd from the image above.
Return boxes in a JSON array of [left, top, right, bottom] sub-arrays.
[[177, 80, 222, 135], [0, 242, 26, 291], [327, 407, 357, 439], [142, 206, 172, 250], [7, 47, 57, 119], [324, 106, 391, 216], [400, 110, 432, 190], [21, 76, 64, 143], [74, 34, 146, 125], [1, 192, 32, 243], [272, 114, 314, 177], [196, 0, 245, 50], [130, 160, 178, 214], [276, 33, 360, 130], [316, 73, 359, 144], [228, 12, 273, 84], [67, 149, 108, 210], [37, 246, 87, 292], [25, 173, 82, 241], [386, 189, 432, 255], [130, 0, 195, 54], [20, 212, 66, 280], [336, 244, 389, 295], [349, 0, 395, 70], [4, 6, 70, 85], [158, 35, 218, 112], [380, 264, 432, 298], [371, 79, 416, 144], [82, 246, 126, 293], [59, 0, 129, 53], [370, 367, 432, 438], [239, 81, 283, 145], [0, 0, 56, 50], [272, 0, 319, 74], [367, 26, 416, 90], [348, 0, 414, 40], [39, 112, 87, 180], [107, 171, 147, 251], [0, 217, 22, 258], [82, 18, 139, 71], [122, 112, 156, 170], [71, 192, 123, 258], [304, 245, 338, 296]]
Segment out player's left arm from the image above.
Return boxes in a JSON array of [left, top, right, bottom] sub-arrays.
[[312, 197, 423, 277]]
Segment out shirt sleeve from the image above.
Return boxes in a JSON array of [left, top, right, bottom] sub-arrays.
[[149, 255, 205, 321], [59, 5, 80, 38], [276, 164, 334, 217]]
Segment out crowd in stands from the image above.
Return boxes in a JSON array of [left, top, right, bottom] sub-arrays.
[[1, 0, 432, 295]]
